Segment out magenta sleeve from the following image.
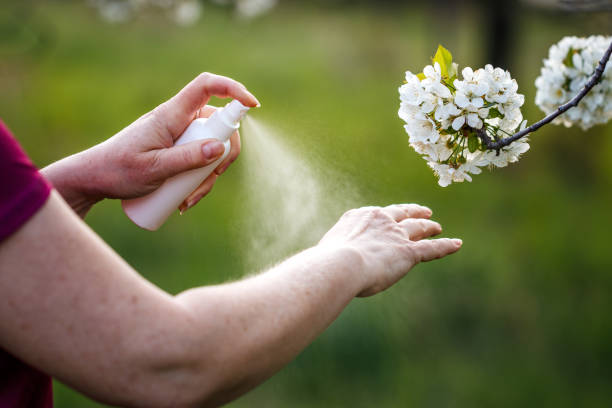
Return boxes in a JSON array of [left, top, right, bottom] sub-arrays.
[[0, 120, 55, 406], [0, 120, 52, 242]]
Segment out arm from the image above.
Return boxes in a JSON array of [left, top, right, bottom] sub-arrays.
[[0, 192, 460, 408], [41, 73, 259, 218]]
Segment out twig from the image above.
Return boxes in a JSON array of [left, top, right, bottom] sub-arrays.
[[475, 39, 612, 152]]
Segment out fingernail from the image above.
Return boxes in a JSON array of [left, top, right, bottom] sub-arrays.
[[180, 201, 193, 214], [250, 93, 261, 107], [453, 239, 463, 246], [218, 163, 230, 175], [202, 141, 224, 159], [179, 201, 188, 214], [186, 198, 198, 210]]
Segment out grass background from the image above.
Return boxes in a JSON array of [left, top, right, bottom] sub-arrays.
[[1, 1, 612, 406]]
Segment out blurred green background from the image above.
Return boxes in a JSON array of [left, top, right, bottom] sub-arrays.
[[2, 0, 612, 406]]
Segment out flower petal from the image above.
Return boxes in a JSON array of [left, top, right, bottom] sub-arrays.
[[455, 92, 469, 108], [462, 66, 474, 81], [471, 97, 484, 108], [452, 116, 465, 130]]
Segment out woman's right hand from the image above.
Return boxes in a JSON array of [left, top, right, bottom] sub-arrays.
[[42, 73, 259, 218], [318, 204, 462, 297]]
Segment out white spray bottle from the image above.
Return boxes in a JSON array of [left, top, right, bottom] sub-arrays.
[[122, 100, 250, 230]]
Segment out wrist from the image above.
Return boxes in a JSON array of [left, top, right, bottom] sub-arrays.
[[310, 244, 367, 298], [41, 150, 103, 218]]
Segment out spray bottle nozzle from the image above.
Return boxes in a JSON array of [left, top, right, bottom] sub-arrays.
[[218, 100, 250, 128]]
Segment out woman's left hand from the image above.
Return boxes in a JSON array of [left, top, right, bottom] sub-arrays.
[[42, 73, 259, 217]]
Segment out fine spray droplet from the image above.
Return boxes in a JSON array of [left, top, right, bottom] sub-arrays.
[[237, 116, 361, 271]]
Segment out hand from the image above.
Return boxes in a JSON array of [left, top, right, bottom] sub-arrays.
[[318, 204, 462, 297], [42, 73, 259, 217]]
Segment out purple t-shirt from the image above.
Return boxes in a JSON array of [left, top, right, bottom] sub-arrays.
[[0, 120, 53, 407]]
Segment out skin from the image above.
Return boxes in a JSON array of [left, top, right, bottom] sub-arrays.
[[0, 73, 462, 408]]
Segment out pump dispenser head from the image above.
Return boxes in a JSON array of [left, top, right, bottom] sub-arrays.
[[199, 99, 250, 144], [217, 100, 250, 129], [224, 99, 249, 122]]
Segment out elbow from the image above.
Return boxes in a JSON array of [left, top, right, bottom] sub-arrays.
[[115, 325, 244, 407], [101, 353, 221, 408], [122, 362, 247, 408], [129, 344, 263, 408], [112, 341, 223, 408], [103, 294, 256, 407]]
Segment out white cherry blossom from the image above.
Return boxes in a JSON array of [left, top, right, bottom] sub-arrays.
[[535, 35, 612, 130], [399, 52, 529, 186], [89, 0, 276, 23]]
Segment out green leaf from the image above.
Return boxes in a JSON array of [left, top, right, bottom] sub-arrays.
[[468, 135, 479, 153], [488, 107, 503, 119], [448, 62, 459, 83], [563, 48, 576, 68], [432, 44, 453, 79], [417, 72, 426, 81]]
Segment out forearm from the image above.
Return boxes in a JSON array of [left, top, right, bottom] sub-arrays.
[[175, 245, 364, 406]]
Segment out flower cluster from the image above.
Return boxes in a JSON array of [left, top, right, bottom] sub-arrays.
[[88, 0, 276, 25], [233, 0, 277, 19], [535, 35, 612, 131], [398, 46, 529, 187], [88, 0, 202, 25]]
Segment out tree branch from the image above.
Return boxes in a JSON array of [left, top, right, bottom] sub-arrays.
[[476, 39, 612, 152]]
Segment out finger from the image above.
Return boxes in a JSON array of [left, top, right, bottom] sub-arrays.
[[179, 172, 219, 213], [214, 130, 241, 175], [413, 238, 462, 262], [400, 218, 442, 240], [195, 105, 218, 119], [163, 73, 259, 136], [154, 139, 226, 180], [179, 72, 259, 111], [383, 204, 432, 222]]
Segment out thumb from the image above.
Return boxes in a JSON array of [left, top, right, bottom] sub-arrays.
[[155, 139, 225, 180]]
